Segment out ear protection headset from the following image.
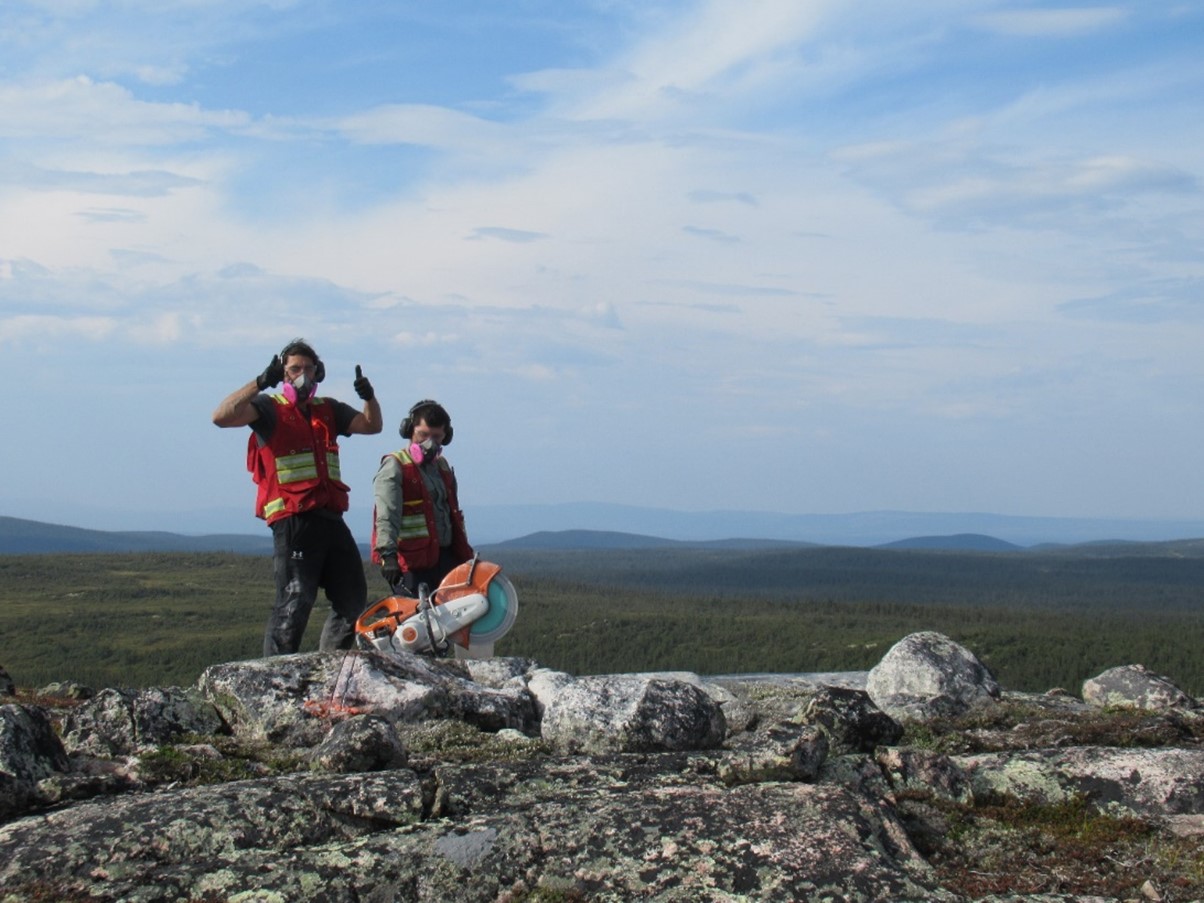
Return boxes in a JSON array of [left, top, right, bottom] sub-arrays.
[[279, 339, 324, 404], [279, 340, 325, 382], [400, 399, 453, 445]]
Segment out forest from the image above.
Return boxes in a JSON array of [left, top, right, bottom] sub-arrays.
[[0, 545, 1200, 695]]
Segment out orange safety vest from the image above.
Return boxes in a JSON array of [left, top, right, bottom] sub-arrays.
[[246, 395, 350, 524], [371, 449, 472, 570]]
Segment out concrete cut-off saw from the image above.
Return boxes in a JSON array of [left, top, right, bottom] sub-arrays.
[[354, 555, 518, 660]]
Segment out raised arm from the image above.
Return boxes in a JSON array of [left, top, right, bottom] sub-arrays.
[[347, 364, 383, 435], [212, 355, 283, 428], [211, 379, 263, 428]]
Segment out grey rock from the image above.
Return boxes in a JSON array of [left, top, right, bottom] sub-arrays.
[[36, 680, 94, 700], [803, 684, 903, 755], [197, 650, 537, 748], [1082, 664, 1199, 712], [61, 686, 225, 756], [875, 746, 974, 805], [309, 713, 407, 773], [0, 644, 1199, 901], [866, 630, 1001, 720], [0, 704, 69, 785], [0, 760, 956, 902], [718, 720, 829, 785], [957, 746, 1204, 817], [539, 673, 726, 754]]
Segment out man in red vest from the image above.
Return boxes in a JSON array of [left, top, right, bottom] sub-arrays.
[[371, 399, 474, 597], [213, 339, 382, 656]]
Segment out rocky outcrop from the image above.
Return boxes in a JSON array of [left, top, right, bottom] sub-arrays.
[[0, 631, 1200, 902]]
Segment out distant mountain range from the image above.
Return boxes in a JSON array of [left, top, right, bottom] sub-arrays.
[[5, 516, 1203, 557], [0, 517, 276, 556], [7, 500, 1204, 548], [468, 503, 1204, 548]]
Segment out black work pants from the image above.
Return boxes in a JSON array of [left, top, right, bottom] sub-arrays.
[[399, 546, 462, 598], [265, 511, 367, 656]]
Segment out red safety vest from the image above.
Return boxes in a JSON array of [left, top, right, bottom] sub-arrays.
[[371, 449, 473, 570], [246, 395, 350, 524]]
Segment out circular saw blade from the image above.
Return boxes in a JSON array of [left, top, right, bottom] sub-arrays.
[[469, 572, 518, 644]]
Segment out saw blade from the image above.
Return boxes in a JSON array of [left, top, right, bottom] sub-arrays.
[[468, 572, 518, 643]]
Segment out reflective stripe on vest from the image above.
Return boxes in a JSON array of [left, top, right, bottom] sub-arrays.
[[274, 450, 340, 484], [399, 499, 429, 540]]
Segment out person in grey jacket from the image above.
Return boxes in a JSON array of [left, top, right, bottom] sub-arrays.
[[370, 399, 473, 596]]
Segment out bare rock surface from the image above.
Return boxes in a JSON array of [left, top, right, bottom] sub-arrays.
[[0, 631, 1201, 902]]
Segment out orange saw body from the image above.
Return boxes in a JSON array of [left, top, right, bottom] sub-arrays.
[[355, 556, 518, 658]]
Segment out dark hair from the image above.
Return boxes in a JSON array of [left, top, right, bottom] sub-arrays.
[[280, 338, 319, 364], [409, 400, 450, 430], [400, 399, 453, 443]]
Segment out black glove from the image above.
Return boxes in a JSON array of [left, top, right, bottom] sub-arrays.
[[353, 364, 375, 401], [380, 555, 402, 590], [256, 355, 284, 390]]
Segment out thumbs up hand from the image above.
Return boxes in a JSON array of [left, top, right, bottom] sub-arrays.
[[353, 365, 375, 401]]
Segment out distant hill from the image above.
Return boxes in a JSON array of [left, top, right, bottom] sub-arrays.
[[0, 516, 276, 555], [875, 533, 1024, 552], [6, 516, 1204, 559], [484, 530, 817, 552]]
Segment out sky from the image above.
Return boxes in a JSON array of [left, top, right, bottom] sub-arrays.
[[2, 0, 1203, 538]]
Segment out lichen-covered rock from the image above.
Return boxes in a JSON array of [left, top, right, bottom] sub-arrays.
[[2, 647, 1200, 900], [0, 772, 35, 823], [197, 650, 537, 748], [539, 674, 726, 754], [956, 746, 1204, 817], [875, 746, 974, 805], [0, 704, 69, 785], [718, 721, 828, 785], [0, 770, 428, 900], [0, 755, 956, 902], [803, 685, 903, 754], [866, 631, 1001, 720], [1082, 664, 1199, 712], [61, 686, 225, 756], [309, 713, 407, 773], [36, 680, 94, 700]]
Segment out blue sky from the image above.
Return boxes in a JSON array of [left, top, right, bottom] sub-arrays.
[[2, 1, 1203, 537]]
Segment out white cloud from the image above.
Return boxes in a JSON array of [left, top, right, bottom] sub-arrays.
[[973, 7, 1128, 37], [0, 77, 249, 145]]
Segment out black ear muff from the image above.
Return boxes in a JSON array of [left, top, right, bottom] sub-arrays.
[[314, 359, 325, 383], [399, 399, 452, 444]]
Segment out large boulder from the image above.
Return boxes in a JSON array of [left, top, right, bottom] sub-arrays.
[[1082, 664, 1199, 712], [196, 650, 538, 747], [866, 631, 1000, 720], [538, 674, 726, 754]]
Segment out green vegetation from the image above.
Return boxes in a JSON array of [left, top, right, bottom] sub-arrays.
[[0, 548, 1201, 695]]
